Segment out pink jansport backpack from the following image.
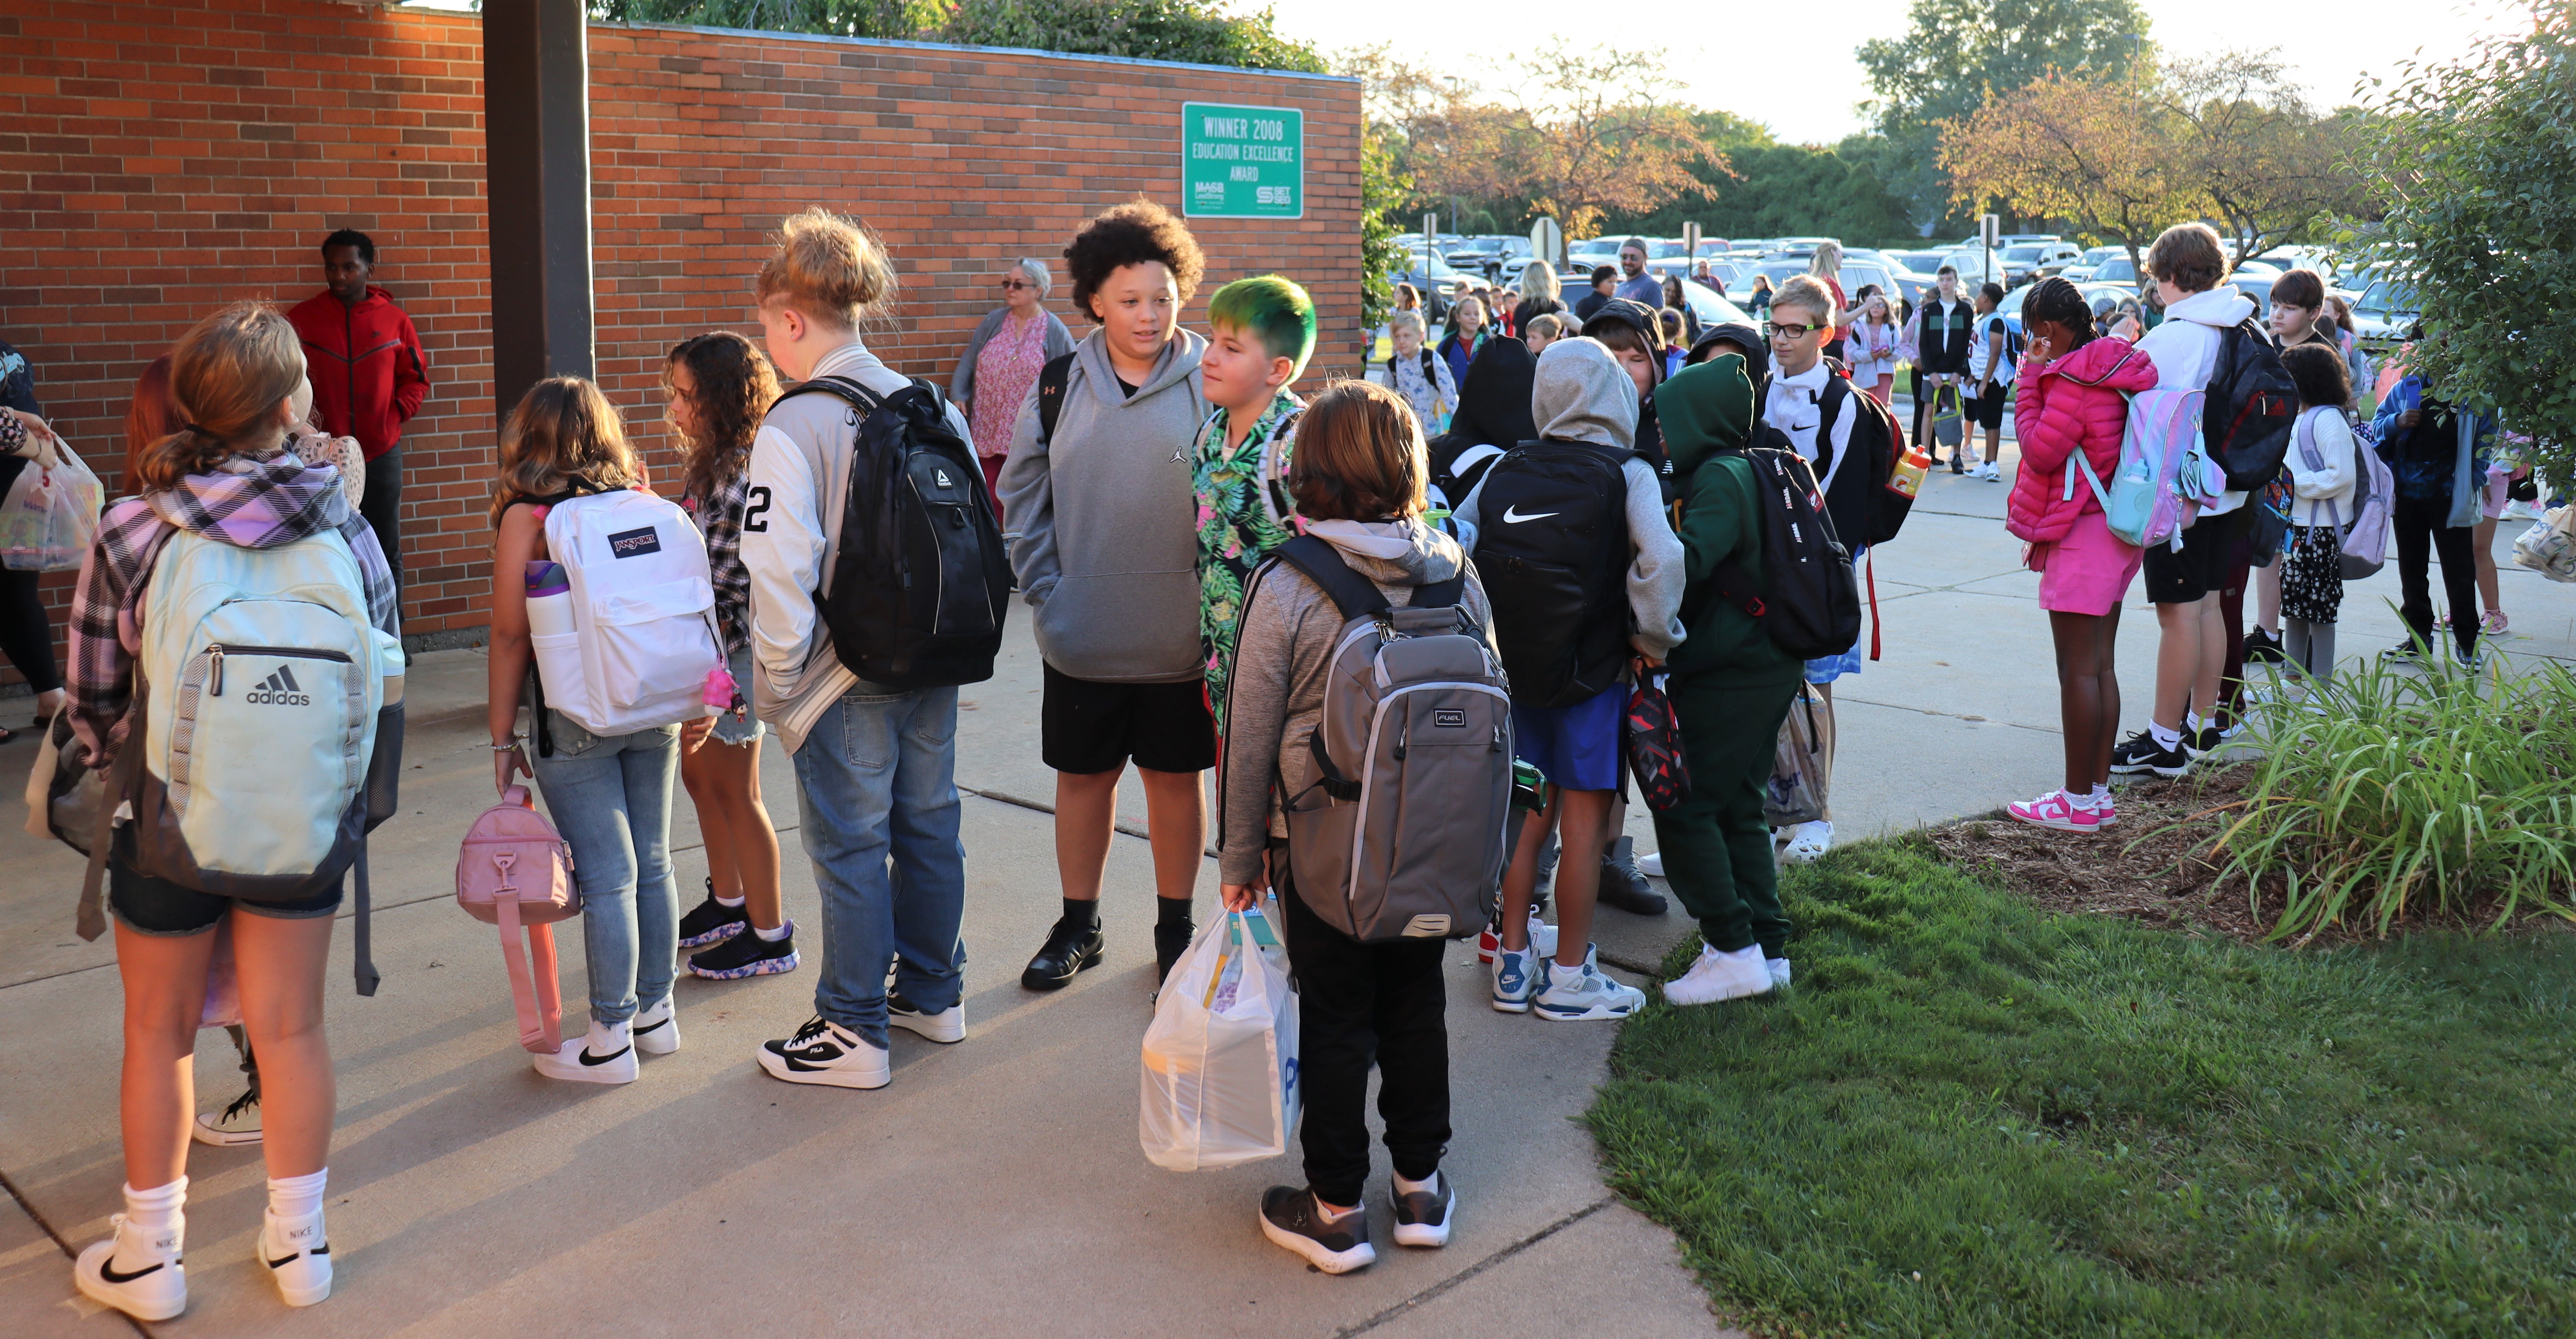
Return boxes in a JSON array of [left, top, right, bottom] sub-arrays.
[[456, 786, 580, 1054]]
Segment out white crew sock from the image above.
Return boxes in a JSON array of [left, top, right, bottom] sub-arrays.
[[115, 1177, 186, 1271], [714, 892, 746, 908], [753, 920, 790, 942], [2185, 711, 2207, 736], [1393, 1169, 1440, 1197], [2089, 784, 2111, 805], [2070, 788, 2102, 811], [2148, 721, 2182, 750], [268, 1168, 327, 1223]]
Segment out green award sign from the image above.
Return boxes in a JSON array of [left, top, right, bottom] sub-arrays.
[[1182, 102, 1304, 219]]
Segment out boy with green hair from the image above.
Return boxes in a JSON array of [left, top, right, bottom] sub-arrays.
[[1194, 274, 1318, 735]]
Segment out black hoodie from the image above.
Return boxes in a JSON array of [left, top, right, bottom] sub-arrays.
[[1426, 335, 1538, 520]]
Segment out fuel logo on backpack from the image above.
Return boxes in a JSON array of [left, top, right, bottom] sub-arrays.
[[244, 663, 313, 707]]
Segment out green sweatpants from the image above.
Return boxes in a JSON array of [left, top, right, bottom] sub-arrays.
[[1649, 669, 1802, 957]]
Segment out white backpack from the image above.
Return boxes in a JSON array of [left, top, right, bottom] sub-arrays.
[[535, 490, 723, 736], [73, 524, 405, 990]]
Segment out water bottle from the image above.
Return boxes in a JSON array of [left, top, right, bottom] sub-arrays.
[[524, 561, 574, 638], [524, 560, 589, 719]]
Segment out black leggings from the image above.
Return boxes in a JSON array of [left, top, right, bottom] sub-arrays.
[[0, 567, 60, 695], [2393, 494, 2479, 657]]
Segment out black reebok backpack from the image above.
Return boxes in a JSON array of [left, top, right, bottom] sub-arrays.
[[2205, 319, 2299, 491], [778, 375, 1012, 689], [1710, 448, 1861, 660], [1473, 438, 1635, 707], [1815, 361, 1915, 547]]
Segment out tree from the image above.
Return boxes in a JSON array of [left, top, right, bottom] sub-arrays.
[[592, 0, 1326, 72], [2156, 51, 2364, 263], [1858, 0, 2148, 227], [2354, 0, 2576, 470], [1940, 68, 2201, 271], [1405, 50, 1717, 240]]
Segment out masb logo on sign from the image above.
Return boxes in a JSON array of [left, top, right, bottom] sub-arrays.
[[608, 525, 663, 559], [246, 663, 313, 707]]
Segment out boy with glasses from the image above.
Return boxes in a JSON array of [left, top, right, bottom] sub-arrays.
[[1759, 277, 1861, 862]]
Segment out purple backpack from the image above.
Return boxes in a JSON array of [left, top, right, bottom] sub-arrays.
[[2295, 408, 2392, 578], [456, 786, 581, 1054]]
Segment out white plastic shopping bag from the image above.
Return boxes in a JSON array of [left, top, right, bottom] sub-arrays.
[[0, 435, 103, 572], [1140, 907, 1299, 1171]]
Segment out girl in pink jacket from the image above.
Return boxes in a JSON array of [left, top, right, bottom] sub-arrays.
[[2001, 278, 2158, 833]]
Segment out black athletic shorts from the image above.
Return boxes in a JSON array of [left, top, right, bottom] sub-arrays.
[[108, 858, 343, 937], [1965, 386, 2006, 431], [2142, 508, 2246, 604], [1040, 663, 1215, 775]]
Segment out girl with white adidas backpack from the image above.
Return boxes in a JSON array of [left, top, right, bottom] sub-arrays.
[[66, 305, 400, 1320], [485, 377, 721, 1086]]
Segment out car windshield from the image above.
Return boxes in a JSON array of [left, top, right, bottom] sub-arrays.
[[2002, 245, 2045, 262], [2093, 256, 2136, 281], [2355, 278, 2419, 319]]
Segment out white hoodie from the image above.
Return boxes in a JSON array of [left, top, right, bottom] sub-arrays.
[[2138, 287, 2258, 516]]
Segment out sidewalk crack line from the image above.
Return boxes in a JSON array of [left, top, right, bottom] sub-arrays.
[[1332, 1196, 1614, 1336]]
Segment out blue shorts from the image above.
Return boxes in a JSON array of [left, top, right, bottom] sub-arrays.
[[1805, 545, 1866, 684], [1511, 683, 1625, 793]]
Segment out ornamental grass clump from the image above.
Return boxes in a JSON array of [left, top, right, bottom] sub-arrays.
[[2212, 653, 2576, 939]]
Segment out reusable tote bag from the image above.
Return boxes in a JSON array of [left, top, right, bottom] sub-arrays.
[[1140, 908, 1299, 1172]]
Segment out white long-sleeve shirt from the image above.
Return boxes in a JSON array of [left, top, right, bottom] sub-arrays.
[[1764, 359, 1858, 494], [2287, 406, 2359, 528]]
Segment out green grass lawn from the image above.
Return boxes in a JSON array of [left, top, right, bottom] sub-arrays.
[[1591, 837, 2576, 1338]]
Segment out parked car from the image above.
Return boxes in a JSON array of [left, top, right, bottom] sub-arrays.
[[2086, 254, 2142, 286], [1996, 241, 2084, 287], [1672, 277, 1753, 332], [1446, 234, 1530, 281], [2347, 275, 2419, 346], [2058, 245, 2124, 283]]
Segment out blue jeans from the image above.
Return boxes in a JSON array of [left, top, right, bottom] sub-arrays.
[[790, 687, 968, 1048], [531, 713, 680, 1025]]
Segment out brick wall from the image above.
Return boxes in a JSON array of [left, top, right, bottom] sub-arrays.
[[0, 0, 1362, 660]]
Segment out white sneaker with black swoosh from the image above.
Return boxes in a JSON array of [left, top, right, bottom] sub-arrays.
[[261, 1207, 332, 1307], [631, 996, 681, 1055], [532, 1019, 637, 1084], [757, 1015, 891, 1089], [74, 1213, 186, 1321]]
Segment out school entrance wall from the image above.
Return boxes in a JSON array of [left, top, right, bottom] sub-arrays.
[[0, 0, 1362, 646]]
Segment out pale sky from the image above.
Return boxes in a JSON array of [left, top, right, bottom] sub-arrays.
[[1267, 0, 2519, 147]]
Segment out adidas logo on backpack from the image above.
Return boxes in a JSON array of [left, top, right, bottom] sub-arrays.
[[244, 665, 313, 707]]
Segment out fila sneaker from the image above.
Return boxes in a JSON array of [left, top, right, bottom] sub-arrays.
[[757, 1015, 890, 1089]]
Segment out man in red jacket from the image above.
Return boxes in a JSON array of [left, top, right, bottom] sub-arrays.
[[289, 229, 428, 588]]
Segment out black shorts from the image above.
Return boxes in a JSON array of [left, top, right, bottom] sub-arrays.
[[1965, 386, 2006, 430], [2142, 509, 2245, 604], [108, 858, 343, 937], [1040, 663, 1215, 775]]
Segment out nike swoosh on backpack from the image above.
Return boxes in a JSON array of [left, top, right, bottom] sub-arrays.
[[1502, 506, 1558, 523], [578, 1046, 633, 1067], [98, 1259, 167, 1284]]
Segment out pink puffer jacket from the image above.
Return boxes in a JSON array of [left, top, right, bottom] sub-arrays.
[[2005, 336, 2158, 543]]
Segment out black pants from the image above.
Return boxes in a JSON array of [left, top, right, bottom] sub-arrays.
[[2392, 493, 2478, 657], [1276, 844, 1449, 1208], [0, 567, 60, 695], [359, 445, 403, 591]]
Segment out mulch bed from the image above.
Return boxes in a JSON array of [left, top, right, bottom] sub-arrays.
[[1926, 766, 2279, 943]]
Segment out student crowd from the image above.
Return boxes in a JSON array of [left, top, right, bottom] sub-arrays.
[[28, 200, 2517, 1319]]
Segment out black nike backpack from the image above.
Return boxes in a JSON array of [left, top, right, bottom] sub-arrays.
[[1815, 365, 1915, 546], [1473, 438, 1634, 707], [1711, 448, 1862, 660], [777, 375, 1012, 689]]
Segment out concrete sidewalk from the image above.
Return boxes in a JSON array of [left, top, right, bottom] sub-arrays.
[[9, 440, 2576, 1336]]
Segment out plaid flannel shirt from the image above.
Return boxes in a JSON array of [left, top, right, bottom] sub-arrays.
[[686, 470, 751, 657], [65, 456, 398, 767]]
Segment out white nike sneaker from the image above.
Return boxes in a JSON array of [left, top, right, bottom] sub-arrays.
[[1767, 957, 1793, 989], [1532, 945, 1647, 1021], [75, 1213, 186, 1321], [1662, 943, 1771, 1006], [261, 1207, 332, 1307], [532, 1019, 638, 1084], [632, 996, 682, 1056], [889, 990, 966, 1044], [1637, 850, 1665, 877]]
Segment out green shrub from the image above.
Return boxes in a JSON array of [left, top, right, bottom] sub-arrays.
[[2213, 652, 2576, 938]]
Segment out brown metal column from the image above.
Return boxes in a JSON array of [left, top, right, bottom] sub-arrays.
[[484, 0, 594, 423]]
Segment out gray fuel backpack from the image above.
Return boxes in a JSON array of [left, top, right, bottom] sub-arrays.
[[1264, 536, 1513, 942]]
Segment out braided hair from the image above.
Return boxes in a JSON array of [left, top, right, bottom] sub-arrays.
[[2021, 277, 2098, 355]]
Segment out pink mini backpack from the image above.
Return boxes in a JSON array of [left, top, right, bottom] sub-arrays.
[[456, 786, 581, 1054]]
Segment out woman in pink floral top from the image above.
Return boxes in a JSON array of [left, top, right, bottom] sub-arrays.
[[949, 258, 1074, 516]]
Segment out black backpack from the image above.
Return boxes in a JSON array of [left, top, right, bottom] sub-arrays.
[[1427, 439, 1508, 521], [1474, 438, 1634, 707], [777, 375, 1012, 689], [1035, 351, 1073, 443], [2205, 319, 2299, 491], [1709, 448, 1861, 660], [1814, 365, 1915, 546]]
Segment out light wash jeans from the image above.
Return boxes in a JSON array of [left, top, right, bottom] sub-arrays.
[[790, 687, 967, 1048], [530, 712, 680, 1025]]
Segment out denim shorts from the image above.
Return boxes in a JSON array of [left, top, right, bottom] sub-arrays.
[[108, 858, 343, 937], [708, 646, 765, 746]]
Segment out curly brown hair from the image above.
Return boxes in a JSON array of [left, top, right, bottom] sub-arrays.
[[1063, 198, 1204, 321], [665, 331, 780, 505]]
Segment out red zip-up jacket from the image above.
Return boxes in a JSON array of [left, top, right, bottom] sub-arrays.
[[288, 285, 428, 461]]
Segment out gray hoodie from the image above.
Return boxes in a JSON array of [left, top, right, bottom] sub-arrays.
[[997, 326, 1210, 683], [1215, 517, 1494, 885], [1452, 337, 1688, 657]]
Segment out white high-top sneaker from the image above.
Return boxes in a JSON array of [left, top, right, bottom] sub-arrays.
[[533, 1018, 638, 1084], [632, 996, 682, 1055], [1662, 943, 1773, 1006], [261, 1207, 333, 1306], [75, 1212, 187, 1321]]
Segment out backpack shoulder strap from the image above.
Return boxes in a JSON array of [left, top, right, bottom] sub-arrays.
[[777, 373, 882, 415], [1035, 353, 1074, 444], [1271, 535, 1391, 621]]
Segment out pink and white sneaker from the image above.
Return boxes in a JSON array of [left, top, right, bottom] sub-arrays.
[[2008, 789, 2111, 833]]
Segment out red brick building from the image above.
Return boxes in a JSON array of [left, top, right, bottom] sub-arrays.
[[0, 0, 1363, 654]]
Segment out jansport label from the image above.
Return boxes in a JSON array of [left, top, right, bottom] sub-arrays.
[[608, 526, 663, 559]]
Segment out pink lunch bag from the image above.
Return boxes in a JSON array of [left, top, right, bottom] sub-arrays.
[[456, 786, 581, 1055]]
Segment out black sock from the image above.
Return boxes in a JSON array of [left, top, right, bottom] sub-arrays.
[[1063, 897, 1099, 928], [1156, 895, 1194, 928]]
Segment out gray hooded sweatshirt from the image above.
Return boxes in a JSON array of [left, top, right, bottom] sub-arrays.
[[1215, 517, 1495, 885], [1452, 336, 1687, 658], [997, 326, 1210, 683]]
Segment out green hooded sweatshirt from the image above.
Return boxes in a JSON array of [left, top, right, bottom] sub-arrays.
[[1652, 355, 1803, 684]]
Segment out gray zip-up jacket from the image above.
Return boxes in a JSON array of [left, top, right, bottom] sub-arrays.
[[996, 326, 1209, 683], [741, 339, 973, 756], [1216, 518, 1494, 885]]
